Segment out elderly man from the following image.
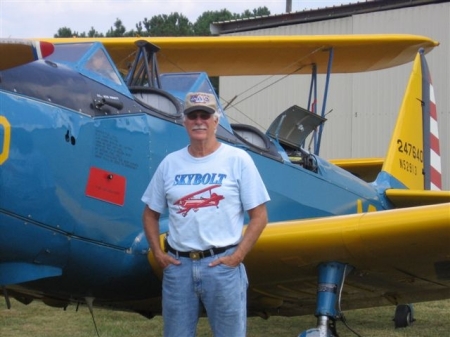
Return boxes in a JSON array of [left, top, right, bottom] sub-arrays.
[[142, 92, 270, 337]]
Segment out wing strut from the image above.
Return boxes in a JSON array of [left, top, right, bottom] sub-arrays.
[[307, 48, 333, 156], [125, 40, 161, 88]]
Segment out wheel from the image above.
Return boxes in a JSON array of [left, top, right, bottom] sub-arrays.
[[394, 304, 414, 328]]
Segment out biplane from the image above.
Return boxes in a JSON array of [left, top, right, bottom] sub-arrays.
[[174, 185, 224, 217], [0, 34, 449, 337]]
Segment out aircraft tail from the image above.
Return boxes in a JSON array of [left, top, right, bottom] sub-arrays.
[[379, 49, 442, 192]]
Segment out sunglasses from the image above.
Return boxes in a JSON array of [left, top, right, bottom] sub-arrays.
[[186, 112, 212, 120]]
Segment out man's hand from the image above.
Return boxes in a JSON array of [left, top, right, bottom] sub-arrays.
[[143, 206, 181, 269], [208, 252, 243, 268], [208, 202, 267, 268], [153, 250, 181, 269]]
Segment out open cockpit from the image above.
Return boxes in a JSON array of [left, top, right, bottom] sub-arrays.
[[121, 40, 327, 173], [10, 38, 327, 173]]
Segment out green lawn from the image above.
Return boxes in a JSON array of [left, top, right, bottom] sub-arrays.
[[1, 298, 449, 336]]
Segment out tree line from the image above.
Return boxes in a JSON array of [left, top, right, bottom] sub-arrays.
[[55, 7, 270, 37]]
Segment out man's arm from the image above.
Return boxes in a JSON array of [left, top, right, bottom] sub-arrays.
[[209, 203, 268, 267], [142, 205, 179, 268]]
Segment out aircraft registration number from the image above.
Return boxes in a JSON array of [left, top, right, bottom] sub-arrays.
[[397, 139, 423, 163], [399, 158, 418, 175]]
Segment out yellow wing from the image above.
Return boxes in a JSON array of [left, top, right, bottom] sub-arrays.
[[41, 34, 438, 76], [0, 39, 54, 71], [329, 157, 384, 182], [385, 189, 450, 208], [243, 203, 450, 316]]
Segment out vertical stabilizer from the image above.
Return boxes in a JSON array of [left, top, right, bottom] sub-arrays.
[[381, 50, 441, 191]]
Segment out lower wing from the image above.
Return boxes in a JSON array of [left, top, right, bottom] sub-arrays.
[[245, 203, 450, 317]]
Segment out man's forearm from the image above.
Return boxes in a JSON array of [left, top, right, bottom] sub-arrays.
[[233, 203, 268, 263], [142, 206, 163, 255]]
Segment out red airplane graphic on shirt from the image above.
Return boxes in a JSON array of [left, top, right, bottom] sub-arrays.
[[174, 185, 224, 217]]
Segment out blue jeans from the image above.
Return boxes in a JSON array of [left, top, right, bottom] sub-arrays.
[[162, 247, 248, 337]]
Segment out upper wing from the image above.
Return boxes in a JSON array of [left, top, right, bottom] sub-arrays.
[[0, 39, 54, 71], [244, 203, 450, 316], [41, 35, 438, 76]]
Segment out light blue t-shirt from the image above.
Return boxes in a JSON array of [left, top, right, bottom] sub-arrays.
[[141, 143, 270, 251]]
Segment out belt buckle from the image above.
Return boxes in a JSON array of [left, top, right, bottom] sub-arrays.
[[189, 251, 201, 260]]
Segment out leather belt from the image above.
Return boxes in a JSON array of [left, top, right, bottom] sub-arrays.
[[166, 243, 237, 260]]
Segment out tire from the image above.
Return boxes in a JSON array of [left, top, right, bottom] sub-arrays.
[[394, 304, 412, 328]]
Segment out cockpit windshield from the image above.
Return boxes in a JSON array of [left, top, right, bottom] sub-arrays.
[[46, 42, 129, 96], [46, 43, 92, 63], [160, 73, 212, 98], [84, 48, 122, 85]]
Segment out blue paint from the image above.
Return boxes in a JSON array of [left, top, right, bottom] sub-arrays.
[[0, 40, 396, 312]]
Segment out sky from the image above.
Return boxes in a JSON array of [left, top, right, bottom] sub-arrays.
[[0, 0, 359, 38]]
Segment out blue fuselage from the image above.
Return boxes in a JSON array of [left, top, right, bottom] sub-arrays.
[[0, 42, 386, 312]]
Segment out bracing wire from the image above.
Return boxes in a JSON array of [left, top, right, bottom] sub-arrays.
[[85, 297, 101, 337], [337, 265, 363, 337]]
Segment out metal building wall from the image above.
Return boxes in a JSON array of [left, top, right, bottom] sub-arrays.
[[220, 2, 450, 189]]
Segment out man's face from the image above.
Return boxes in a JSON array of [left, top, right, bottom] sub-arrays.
[[183, 111, 218, 141]]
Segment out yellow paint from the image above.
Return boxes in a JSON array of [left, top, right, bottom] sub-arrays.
[[357, 199, 378, 213], [383, 53, 425, 190], [41, 35, 438, 77], [245, 203, 450, 287], [0, 41, 35, 71], [330, 157, 383, 182], [357, 199, 363, 213], [386, 189, 450, 208], [147, 234, 166, 281], [367, 204, 377, 212], [0, 116, 11, 165]]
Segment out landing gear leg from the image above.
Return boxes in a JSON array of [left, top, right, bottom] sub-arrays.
[[299, 262, 352, 337]]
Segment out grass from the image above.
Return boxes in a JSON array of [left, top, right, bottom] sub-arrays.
[[1, 298, 449, 336]]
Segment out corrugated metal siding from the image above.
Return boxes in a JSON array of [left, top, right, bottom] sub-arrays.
[[220, 3, 450, 189]]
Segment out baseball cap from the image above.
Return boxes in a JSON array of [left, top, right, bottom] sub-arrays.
[[183, 92, 217, 115]]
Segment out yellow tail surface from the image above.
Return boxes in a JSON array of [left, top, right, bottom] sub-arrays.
[[381, 50, 441, 191]]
